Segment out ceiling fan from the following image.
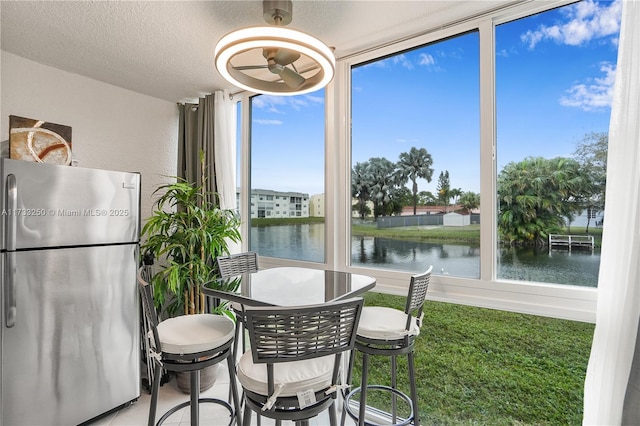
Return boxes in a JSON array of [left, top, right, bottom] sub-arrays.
[[214, 0, 335, 96], [233, 47, 305, 89]]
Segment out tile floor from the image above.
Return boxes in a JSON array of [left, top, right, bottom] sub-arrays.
[[88, 364, 357, 426]]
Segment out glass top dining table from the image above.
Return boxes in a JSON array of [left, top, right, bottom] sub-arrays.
[[202, 266, 376, 307]]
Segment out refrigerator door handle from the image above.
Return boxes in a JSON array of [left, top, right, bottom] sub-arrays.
[[5, 173, 17, 328], [4, 252, 16, 328]]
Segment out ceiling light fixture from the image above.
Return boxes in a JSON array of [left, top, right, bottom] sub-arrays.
[[214, 0, 335, 96]]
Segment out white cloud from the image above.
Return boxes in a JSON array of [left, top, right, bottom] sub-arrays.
[[253, 119, 283, 125], [559, 62, 616, 111], [288, 98, 309, 111], [252, 93, 323, 113], [362, 58, 392, 70], [252, 95, 287, 107], [305, 95, 324, 104], [252, 95, 289, 114], [361, 52, 443, 71], [393, 54, 414, 70], [418, 52, 446, 72], [418, 53, 436, 66], [521, 0, 621, 49]]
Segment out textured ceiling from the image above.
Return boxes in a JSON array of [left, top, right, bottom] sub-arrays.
[[1, 1, 509, 103]]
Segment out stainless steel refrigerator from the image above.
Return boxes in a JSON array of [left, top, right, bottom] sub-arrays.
[[0, 158, 141, 425]]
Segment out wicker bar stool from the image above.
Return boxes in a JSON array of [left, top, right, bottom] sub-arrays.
[[215, 252, 260, 412], [343, 266, 432, 426], [216, 252, 259, 279], [215, 251, 260, 359], [215, 252, 259, 355], [138, 268, 242, 426], [239, 298, 364, 426]]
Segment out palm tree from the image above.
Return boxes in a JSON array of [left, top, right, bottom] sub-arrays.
[[395, 147, 434, 215], [367, 157, 397, 218], [459, 191, 480, 213], [352, 161, 372, 220], [418, 190, 437, 205], [437, 171, 451, 212], [497, 156, 587, 245], [450, 188, 463, 207]]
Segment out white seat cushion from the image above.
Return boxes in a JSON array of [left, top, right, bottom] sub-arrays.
[[237, 352, 335, 397], [357, 306, 420, 341], [157, 314, 235, 355]]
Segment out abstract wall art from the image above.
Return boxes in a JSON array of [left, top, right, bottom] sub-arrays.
[[9, 115, 72, 165]]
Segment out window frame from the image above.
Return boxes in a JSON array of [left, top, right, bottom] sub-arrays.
[[239, 0, 599, 322]]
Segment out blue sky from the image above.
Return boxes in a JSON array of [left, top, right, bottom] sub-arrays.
[[248, 0, 620, 197]]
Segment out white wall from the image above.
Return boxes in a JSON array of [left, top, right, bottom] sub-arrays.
[[0, 51, 178, 223]]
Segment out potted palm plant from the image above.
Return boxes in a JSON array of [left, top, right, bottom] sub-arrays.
[[141, 154, 241, 391]]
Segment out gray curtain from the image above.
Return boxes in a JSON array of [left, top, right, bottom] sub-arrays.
[[177, 94, 218, 199]]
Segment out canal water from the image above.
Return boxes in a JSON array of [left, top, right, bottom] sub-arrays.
[[251, 224, 600, 287]]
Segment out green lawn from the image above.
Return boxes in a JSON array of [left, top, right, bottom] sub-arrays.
[[352, 223, 603, 248], [249, 216, 597, 423], [352, 292, 595, 425], [352, 223, 482, 246]]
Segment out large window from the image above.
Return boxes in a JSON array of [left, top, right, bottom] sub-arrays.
[[235, 0, 621, 320], [248, 92, 325, 262], [351, 31, 480, 278], [495, 1, 619, 287]]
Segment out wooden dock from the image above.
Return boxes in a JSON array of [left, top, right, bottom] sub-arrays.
[[548, 234, 594, 251]]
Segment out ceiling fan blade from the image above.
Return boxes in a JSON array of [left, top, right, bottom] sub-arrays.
[[233, 65, 269, 70], [279, 67, 305, 89], [274, 48, 300, 66]]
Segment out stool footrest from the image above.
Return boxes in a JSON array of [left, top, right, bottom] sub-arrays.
[[156, 397, 235, 426], [344, 385, 414, 426]]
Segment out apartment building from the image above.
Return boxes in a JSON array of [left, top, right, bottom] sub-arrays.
[[243, 189, 309, 219], [309, 193, 324, 218]]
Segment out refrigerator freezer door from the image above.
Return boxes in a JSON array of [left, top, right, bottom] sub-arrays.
[[0, 244, 140, 425], [1, 159, 140, 250]]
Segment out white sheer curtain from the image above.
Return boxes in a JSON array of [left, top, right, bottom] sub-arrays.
[[583, 1, 640, 424], [213, 90, 240, 254], [213, 90, 236, 211]]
